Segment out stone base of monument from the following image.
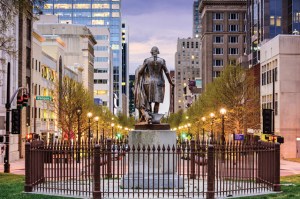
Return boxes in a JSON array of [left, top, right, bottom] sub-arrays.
[[122, 175, 183, 189], [121, 129, 184, 189]]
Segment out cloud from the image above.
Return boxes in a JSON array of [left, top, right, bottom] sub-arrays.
[[122, 0, 195, 113], [124, 10, 193, 73]]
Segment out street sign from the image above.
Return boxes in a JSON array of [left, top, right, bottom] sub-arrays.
[[36, 96, 52, 101], [234, 134, 244, 141], [94, 98, 103, 105]]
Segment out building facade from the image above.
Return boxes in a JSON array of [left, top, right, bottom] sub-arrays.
[[193, 0, 202, 38], [121, 22, 129, 115], [35, 22, 96, 96], [32, 30, 84, 143], [41, 0, 123, 113], [175, 38, 201, 112], [247, 0, 300, 67], [200, 0, 247, 90], [169, 70, 175, 114], [260, 35, 300, 158], [89, 27, 113, 109]]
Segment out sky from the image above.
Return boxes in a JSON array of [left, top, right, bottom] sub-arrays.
[[122, 0, 194, 74], [122, 0, 194, 114]]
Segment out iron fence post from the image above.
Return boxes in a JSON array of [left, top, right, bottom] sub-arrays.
[[207, 145, 215, 199], [190, 139, 196, 179], [106, 138, 112, 178], [93, 144, 102, 198], [273, 143, 281, 192], [256, 141, 262, 183], [24, 142, 32, 192]]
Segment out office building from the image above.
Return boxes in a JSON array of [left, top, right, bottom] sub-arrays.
[[35, 23, 96, 95], [41, 0, 123, 113], [200, 0, 247, 90], [260, 35, 300, 158], [169, 70, 175, 114], [175, 38, 201, 112], [193, 0, 201, 38], [121, 22, 129, 115], [32, 30, 84, 142], [247, 0, 300, 66]]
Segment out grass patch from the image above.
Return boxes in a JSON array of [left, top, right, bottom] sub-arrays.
[[235, 175, 300, 199], [0, 173, 71, 199]]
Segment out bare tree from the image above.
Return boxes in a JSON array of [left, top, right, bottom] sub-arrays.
[[0, 0, 46, 58]]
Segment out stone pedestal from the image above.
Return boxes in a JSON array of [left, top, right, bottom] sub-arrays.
[[122, 130, 183, 189]]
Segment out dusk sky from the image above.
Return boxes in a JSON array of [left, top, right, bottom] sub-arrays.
[[122, 0, 194, 74], [122, 0, 195, 114]]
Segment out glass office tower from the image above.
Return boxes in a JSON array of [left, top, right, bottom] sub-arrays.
[[247, 0, 300, 66], [288, 0, 300, 34], [42, 0, 122, 110]]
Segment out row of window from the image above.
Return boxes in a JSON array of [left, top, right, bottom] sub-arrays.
[[213, 12, 246, 20], [31, 107, 55, 120], [57, 12, 113, 18], [94, 68, 108, 73], [213, 48, 239, 55], [262, 68, 278, 86], [94, 79, 108, 84], [44, 3, 120, 10], [262, 94, 278, 115], [95, 57, 109, 62], [94, 46, 108, 51], [182, 41, 199, 49], [177, 61, 200, 65], [214, 35, 246, 43], [213, 24, 246, 32], [94, 35, 109, 40]]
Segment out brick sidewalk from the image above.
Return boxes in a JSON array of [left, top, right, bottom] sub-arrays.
[[0, 158, 25, 175]]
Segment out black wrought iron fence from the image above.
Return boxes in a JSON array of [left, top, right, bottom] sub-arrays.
[[24, 139, 280, 199]]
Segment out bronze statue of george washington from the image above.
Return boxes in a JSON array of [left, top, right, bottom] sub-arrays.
[[134, 46, 174, 123]]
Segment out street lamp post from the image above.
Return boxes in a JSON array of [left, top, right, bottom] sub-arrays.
[[87, 112, 93, 144], [187, 123, 191, 138], [210, 113, 215, 143], [76, 107, 82, 163], [220, 108, 227, 144], [94, 116, 99, 142], [220, 108, 227, 162], [201, 117, 206, 143]]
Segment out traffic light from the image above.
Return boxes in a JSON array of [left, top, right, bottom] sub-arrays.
[[277, 136, 284, 144], [22, 93, 29, 107], [116, 133, 122, 140], [11, 109, 21, 134], [17, 95, 23, 109], [263, 109, 273, 134]]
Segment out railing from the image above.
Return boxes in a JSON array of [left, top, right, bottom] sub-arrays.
[[24, 139, 280, 199]]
